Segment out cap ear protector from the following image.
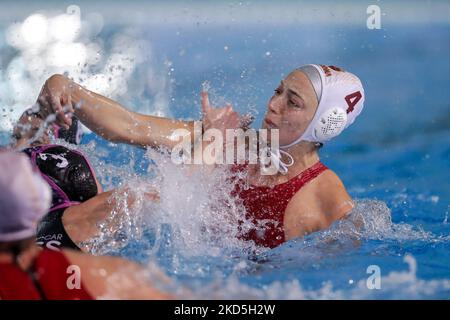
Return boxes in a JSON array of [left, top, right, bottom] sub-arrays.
[[313, 106, 348, 142]]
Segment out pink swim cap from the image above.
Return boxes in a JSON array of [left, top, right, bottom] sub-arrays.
[[0, 151, 51, 242]]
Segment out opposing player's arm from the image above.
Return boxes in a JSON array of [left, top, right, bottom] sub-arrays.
[[62, 188, 159, 250], [63, 249, 173, 299], [37, 75, 244, 152]]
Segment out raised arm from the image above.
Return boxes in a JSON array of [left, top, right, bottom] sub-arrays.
[[36, 74, 246, 150], [62, 187, 159, 251], [37, 74, 194, 148]]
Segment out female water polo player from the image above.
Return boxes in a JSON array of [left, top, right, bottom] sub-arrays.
[[36, 64, 365, 249], [11, 111, 158, 252], [0, 151, 172, 300]]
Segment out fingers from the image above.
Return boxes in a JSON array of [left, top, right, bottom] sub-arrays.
[[226, 111, 255, 131], [49, 94, 71, 129], [38, 94, 71, 129], [200, 90, 250, 132], [201, 91, 211, 115], [224, 103, 233, 113], [61, 94, 75, 126], [239, 114, 255, 130], [62, 93, 75, 114], [49, 95, 69, 129], [36, 77, 75, 129], [228, 112, 239, 127], [219, 110, 239, 129], [37, 96, 51, 119]]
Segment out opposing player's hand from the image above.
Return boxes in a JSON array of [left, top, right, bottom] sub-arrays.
[[36, 74, 75, 129]]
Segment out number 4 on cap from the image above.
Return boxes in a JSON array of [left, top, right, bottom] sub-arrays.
[[345, 91, 362, 113]]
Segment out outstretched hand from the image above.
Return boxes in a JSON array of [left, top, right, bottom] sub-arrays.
[[201, 91, 253, 134]]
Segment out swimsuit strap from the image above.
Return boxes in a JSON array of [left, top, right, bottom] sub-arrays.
[[49, 201, 81, 213], [291, 161, 328, 190]]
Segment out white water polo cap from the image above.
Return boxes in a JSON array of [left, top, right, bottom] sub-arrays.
[[282, 64, 365, 147]]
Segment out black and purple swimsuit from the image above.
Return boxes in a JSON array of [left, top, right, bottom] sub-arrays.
[[23, 145, 99, 251]]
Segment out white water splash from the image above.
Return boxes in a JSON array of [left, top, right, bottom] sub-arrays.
[[141, 148, 258, 257], [62, 143, 258, 258], [302, 199, 436, 243], [30, 140, 450, 299]]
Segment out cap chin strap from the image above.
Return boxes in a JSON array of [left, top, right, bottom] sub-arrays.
[[260, 147, 295, 175], [271, 148, 294, 175], [262, 126, 324, 175]]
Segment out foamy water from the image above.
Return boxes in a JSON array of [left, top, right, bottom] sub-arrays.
[[50, 139, 450, 299], [1, 3, 449, 299]]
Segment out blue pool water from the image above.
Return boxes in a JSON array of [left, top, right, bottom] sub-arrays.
[[1, 2, 449, 299]]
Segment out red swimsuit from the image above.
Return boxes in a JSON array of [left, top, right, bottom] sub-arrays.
[[0, 249, 92, 300], [234, 161, 328, 248]]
